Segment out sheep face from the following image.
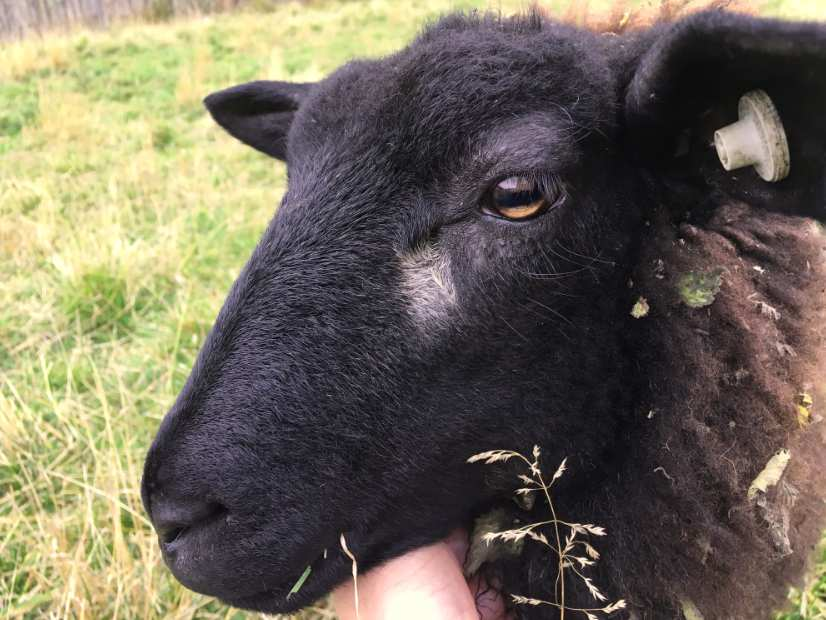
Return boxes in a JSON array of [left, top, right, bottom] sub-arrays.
[[141, 10, 826, 615]]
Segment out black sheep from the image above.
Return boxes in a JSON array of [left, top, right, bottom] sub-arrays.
[[142, 9, 826, 618]]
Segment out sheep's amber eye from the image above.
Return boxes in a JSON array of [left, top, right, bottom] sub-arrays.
[[485, 176, 550, 220]]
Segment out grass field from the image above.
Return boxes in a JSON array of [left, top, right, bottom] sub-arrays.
[[1, 0, 825, 618]]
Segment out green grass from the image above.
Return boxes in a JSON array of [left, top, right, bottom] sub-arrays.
[[0, 1, 824, 618]]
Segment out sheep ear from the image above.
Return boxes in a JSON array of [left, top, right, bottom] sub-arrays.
[[204, 80, 314, 161], [625, 10, 826, 219]]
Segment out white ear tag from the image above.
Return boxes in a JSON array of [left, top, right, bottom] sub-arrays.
[[713, 89, 790, 182]]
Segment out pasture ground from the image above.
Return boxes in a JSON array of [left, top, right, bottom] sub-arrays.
[[1, 0, 824, 618]]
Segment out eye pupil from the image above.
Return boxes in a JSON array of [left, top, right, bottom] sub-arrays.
[[486, 175, 554, 220], [493, 179, 543, 208]]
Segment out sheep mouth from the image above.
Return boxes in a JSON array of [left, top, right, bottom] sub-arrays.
[[219, 525, 469, 613], [163, 503, 482, 613], [161, 521, 367, 612], [221, 551, 348, 612], [214, 535, 366, 612]]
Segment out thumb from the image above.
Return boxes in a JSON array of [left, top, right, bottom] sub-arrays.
[[332, 531, 504, 620]]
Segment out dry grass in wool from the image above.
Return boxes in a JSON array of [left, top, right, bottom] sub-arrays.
[[468, 447, 626, 620]]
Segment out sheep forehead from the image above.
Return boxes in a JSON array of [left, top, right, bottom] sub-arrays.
[[398, 243, 456, 327], [299, 21, 609, 166]]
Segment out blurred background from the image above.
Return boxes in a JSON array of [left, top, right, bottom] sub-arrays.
[[1, 0, 824, 618]]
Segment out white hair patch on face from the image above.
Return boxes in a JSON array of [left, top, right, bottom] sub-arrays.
[[399, 243, 456, 326]]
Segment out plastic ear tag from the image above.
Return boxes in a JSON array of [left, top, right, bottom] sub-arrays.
[[713, 90, 790, 182]]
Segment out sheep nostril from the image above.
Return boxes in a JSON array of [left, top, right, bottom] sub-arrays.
[[160, 525, 187, 545], [149, 495, 225, 548]]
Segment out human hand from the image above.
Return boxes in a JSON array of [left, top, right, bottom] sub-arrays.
[[332, 529, 512, 620]]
